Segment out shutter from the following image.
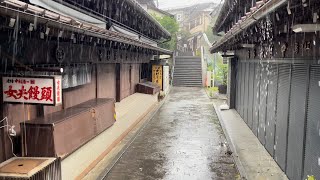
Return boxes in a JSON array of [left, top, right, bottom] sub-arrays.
[[235, 61, 241, 112], [243, 62, 250, 124], [274, 64, 291, 171], [247, 62, 255, 129], [286, 64, 309, 180], [265, 63, 278, 156], [252, 62, 261, 136], [303, 65, 320, 179], [258, 63, 268, 145], [239, 62, 245, 118]]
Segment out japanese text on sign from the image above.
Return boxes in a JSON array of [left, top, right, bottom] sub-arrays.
[[2, 76, 62, 105], [152, 65, 163, 90]]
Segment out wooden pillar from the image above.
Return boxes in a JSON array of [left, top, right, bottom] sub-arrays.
[[0, 76, 5, 163], [116, 63, 121, 102], [227, 58, 237, 108]]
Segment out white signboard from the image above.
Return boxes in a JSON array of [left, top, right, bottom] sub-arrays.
[[162, 66, 170, 95], [2, 76, 62, 106]]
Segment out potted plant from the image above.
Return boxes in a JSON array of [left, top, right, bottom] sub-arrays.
[[215, 63, 228, 94]]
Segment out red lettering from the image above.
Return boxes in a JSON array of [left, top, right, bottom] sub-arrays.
[[26, 86, 40, 100], [4, 85, 18, 99], [16, 86, 27, 99], [40, 87, 53, 101]]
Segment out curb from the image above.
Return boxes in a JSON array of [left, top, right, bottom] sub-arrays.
[[212, 102, 248, 180]]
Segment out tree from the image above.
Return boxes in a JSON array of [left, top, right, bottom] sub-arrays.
[[215, 63, 228, 86], [204, 16, 221, 43], [153, 15, 179, 51]]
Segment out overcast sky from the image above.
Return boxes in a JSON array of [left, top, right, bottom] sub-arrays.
[[158, 0, 223, 10]]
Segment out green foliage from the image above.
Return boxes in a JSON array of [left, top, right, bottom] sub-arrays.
[[215, 63, 228, 85], [207, 64, 213, 72], [153, 15, 179, 51], [208, 86, 218, 92], [204, 16, 221, 43]]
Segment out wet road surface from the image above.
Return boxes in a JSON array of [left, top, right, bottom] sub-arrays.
[[104, 87, 238, 180]]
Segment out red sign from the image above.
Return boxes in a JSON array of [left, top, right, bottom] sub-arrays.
[[2, 76, 62, 106]]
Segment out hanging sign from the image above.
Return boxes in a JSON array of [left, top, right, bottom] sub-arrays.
[[2, 76, 62, 106], [152, 65, 163, 90]]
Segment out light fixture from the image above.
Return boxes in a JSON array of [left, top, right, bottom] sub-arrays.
[[40, 32, 44, 39], [287, 2, 291, 15], [28, 23, 34, 31], [45, 27, 50, 35], [8, 18, 16, 27], [292, 24, 320, 33], [276, 13, 280, 21], [222, 51, 235, 57], [241, 44, 255, 48], [313, 13, 318, 23], [58, 30, 63, 38], [80, 35, 85, 41]]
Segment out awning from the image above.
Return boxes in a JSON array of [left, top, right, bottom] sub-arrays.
[[29, 0, 106, 28], [0, 0, 172, 55], [210, 0, 287, 53], [109, 24, 158, 47]]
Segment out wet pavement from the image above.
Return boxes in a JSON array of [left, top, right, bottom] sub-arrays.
[[104, 87, 238, 180]]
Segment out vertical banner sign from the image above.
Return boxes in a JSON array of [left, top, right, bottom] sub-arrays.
[[162, 66, 169, 94], [152, 65, 163, 89], [55, 76, 62, 105], [2, 76, 63, 106]]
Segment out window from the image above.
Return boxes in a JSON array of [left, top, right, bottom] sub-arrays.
[[176, 14, 182, 21]]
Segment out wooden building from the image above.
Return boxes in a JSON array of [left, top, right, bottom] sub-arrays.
[[0, 0, 172, 171], [211, 0, 320, 179]]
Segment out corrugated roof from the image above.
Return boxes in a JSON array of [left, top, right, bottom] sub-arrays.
[[0, 0, 173, 55], [210, 0, 287, 53]]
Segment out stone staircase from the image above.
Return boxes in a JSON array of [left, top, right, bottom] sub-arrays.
[[173, 56, 203, 87]]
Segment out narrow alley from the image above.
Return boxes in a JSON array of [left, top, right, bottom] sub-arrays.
[[103, 87, 238, 180]]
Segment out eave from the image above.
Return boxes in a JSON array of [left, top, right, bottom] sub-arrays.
[[126, 0, 171, 39], [210, 0, 287, 54], [0, 0, 173, 55]]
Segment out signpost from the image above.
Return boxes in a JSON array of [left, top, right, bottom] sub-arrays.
[[2, 76, 62, 106]]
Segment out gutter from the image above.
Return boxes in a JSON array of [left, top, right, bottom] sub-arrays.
[[0, 1, 173, 55], [210, 0, 287, 53]]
